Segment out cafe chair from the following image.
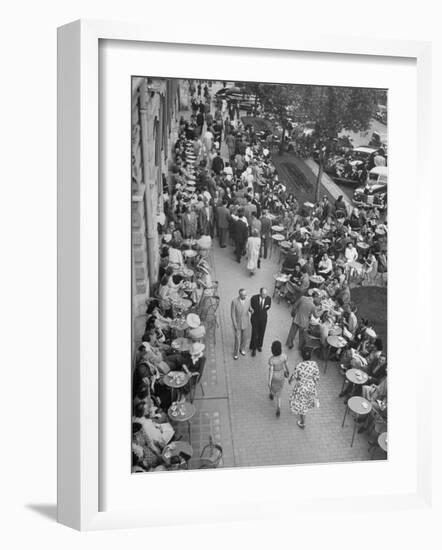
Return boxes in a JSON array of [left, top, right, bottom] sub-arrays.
[[189, 436, 223, 469], [303, 333, 321, 359], [189, 356, 207, 403], [198, 295, 220, 344]]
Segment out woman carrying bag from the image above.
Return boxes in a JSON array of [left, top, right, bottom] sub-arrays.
[[268, 340, 290, 418]]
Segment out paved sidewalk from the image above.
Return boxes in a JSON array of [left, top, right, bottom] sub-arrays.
[[180, 94, 379, 469], [212, 243, 376, 467]]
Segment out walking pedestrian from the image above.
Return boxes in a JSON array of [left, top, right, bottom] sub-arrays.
[[288, 348, 320, 429], [268, 340, 290, 417], [232, 210, 249, 263], [249, 288, 271, 356], [260, 209, 272, 259], [230, 288, 250, 360], [215, 200, 230, 248], [246, 229, 261, 276], [286, 292, 321, 351]]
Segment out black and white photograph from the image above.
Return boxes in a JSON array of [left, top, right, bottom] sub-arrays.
[[131, 77, 388, 473]]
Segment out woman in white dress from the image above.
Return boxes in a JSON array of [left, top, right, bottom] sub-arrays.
[[246, 228, 261, 276]]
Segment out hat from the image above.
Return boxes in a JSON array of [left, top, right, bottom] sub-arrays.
[[186, 313, 201, 328], [365, 328, 377, 339], [189, 342, 205, 356], [188, 325, 206, 339]]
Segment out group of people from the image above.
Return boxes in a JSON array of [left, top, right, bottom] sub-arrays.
[[133, 79, 388, 462]]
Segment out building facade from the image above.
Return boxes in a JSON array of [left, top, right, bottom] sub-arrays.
[[131, 77, 186, 344]]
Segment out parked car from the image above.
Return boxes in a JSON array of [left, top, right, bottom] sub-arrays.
[[353, 166, 388, 209]]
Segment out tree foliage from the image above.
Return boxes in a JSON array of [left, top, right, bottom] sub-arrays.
[[243, 82, 379, 141]]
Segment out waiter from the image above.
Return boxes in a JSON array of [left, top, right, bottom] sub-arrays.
[[249, 287, 272, 357]]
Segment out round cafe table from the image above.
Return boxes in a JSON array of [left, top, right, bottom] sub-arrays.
[[273, 272, 290, 301], [167, 401, 196, 443], [309, 274, 325, 288], [341, 367, 369, 394], [173, 298, 192, 312], [324, 334, 347, 374], [162, 441, 193, 466], [178, 267, 194, 279], [328, 325, 343, 337], [280, 240, 292, 250], [163, 371, 191, 404], [378, 432, 388, 452], [370, 431, 388, 460], [169, 318, 189, 337], [183, 248, 198, 266], [342, 396, 372, 447], [182, 238, 198, 249], [171, 337, 192, 352], [271, 225, 284, 232]]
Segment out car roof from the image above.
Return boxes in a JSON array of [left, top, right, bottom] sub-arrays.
[[354, 146, 377, 154], [369, 166, 388, 176]]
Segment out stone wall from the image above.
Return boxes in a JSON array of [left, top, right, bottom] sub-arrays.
[[131, 77, 184, 345]]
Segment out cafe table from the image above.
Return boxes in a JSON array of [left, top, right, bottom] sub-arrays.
[[272, 272, 290, 301], [370, 430, 388, 459], [183, 248, 198, 267], [324, 334, 347, 374], [270, 232, 285, 258], [162, 440, 193, 467], [309, 274, 325, 288], [169, 317, 189, 338], [163, 371, 191, 403], [341, 367, 369, 394], [328, 324, 343, 337], [171, 336, 192, 352], [378, 432, 388, 452], [167, 401, 196, 443], [342, 396, 372, 447], [182, 238, 198, 249], [271, 225, 284, 232]]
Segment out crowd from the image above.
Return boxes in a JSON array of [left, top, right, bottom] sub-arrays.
[[132, 81, 388, 471]]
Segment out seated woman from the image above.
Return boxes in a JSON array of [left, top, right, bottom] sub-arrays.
[[318, 310, 335, 354], [133, 403, 175, 454], [342, 302, 358, 340], [359, 373, 388, 434], [167, 240, 184, 268], [181, 342, 206, 400], [317, 253, 333, 279], [132, 422, 162, 472]]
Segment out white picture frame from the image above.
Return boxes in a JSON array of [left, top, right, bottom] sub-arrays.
[[57, 19, 432, 531]]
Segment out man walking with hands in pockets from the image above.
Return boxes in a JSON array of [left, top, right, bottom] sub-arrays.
[[249, 287, 271, 357], [231, 288, 250, 360]]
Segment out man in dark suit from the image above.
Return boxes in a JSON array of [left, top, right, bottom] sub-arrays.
[[249, 288, 272, 356], [216, 200, 230, 247], [260, 209, 272, 259], [233, 210, 249, 263], [211, 151, 225, 175]]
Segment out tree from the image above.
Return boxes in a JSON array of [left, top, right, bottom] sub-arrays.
[[243, 82, 380, 198], [297, 85, 378, 200]]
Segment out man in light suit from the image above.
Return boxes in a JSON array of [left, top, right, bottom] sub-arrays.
[[249, 287, 271, 357], [198, 198, 214, 237], [230, 288, 250, 360], [286, 292, 321, 351], [181, 205, 198, 239]]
